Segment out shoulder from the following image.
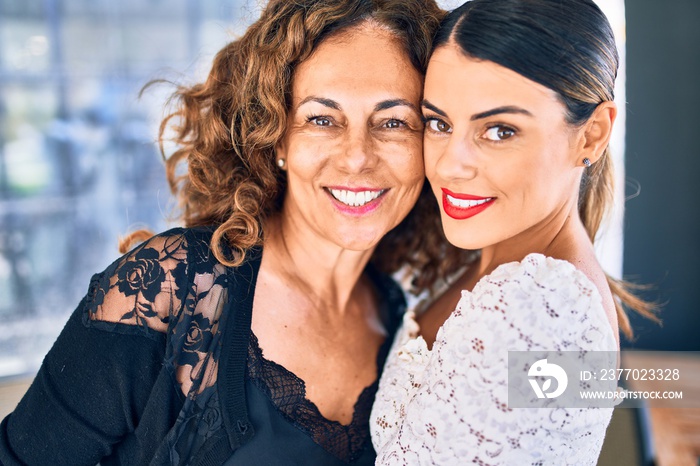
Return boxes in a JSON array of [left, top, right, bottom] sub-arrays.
[[481, 253, 595, 298], [448, 253, 616, 352], [468, 253, 604, 318], [84, 227, 221, 334]]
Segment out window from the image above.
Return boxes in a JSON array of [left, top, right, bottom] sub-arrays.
[[0, 0, 254, 377]]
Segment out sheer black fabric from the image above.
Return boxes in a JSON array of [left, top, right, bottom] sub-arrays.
[[0, 227, 406, 465]]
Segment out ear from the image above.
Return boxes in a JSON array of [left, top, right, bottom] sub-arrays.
[[274, 138, 288, 170], [579, 101, 617, 166]]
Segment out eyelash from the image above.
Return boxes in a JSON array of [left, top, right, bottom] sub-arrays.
[[305, 114, 409, 129], [306, 115, 333, 126], [422, 115, 518, 143], [383, 117, 408, 129], [422, 115, 452, 134], [483, 124, 517, 142]]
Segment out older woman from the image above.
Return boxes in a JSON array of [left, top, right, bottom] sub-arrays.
[[0, 1, 465, 465], [371, 0, 655, 464]]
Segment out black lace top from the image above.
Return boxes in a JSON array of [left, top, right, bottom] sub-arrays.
[[0, 227, 406, 466], [225, 332, 385, 464]]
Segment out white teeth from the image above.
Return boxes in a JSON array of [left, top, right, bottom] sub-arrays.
[[329, 189, 383, 207], [446, 194, 492, 208]]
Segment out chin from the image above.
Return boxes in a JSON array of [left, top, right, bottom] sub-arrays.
[[442, 228, 486, 251], [331, 228, 386, 252]]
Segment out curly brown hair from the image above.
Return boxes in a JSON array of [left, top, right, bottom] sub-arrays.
[[137, 0, 470, 294]]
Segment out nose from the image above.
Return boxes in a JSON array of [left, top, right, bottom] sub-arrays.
[[431, 135, 477, 181], [336, 125, 378, 173]]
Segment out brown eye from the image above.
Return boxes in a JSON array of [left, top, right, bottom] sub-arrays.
[[384, 119, 405, 129], [484, 126, 516, 141], [308, 116, 332, 126], [426, 118, 452, 133]]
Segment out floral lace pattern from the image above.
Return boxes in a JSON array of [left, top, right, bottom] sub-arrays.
[[86, 229, 229, 397], [85, 228, 237, 463], [371, 254, 618, 466], [87, 232, 189, 335]]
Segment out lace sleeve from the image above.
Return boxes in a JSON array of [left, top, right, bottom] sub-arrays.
[[373, 254, 617, 465], [85, 229, 190, 336]]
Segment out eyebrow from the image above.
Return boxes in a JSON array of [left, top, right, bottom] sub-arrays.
[[422, 100, 447, 117], [374, 99, 419, 113], [422, 100, 533, 120], [298, 96, 341, 110], [297, 96, 418, 114], [470, 106, 533, 120]]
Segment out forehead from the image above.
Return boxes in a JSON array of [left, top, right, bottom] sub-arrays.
[[290, 25, 422, 104], [425, 44, 562, 113]]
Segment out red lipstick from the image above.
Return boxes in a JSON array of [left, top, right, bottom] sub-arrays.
[[441, 188, 495, 220]]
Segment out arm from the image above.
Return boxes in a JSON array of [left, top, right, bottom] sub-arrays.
[[0, 230, 189, 466], [0, 302, 166, 465]]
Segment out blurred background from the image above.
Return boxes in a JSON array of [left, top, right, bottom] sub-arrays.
[[622, 0, 700, 352], [0, 0, 260, 377], [0, 0, 698, 464]]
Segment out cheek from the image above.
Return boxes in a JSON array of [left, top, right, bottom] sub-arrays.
[[422, 136, 447, 181], [286, 141, 329, 182], [281, 147, 326, 211], [404, 150, 425, 181], [423, 148, 439, 182], [500, 155, 570, 212], [284, 167, 317, 206], [534, 143, 579, 190], [380, 139, 425, 182], [401, 153, 425, 190], [498, 166, 548, 209]]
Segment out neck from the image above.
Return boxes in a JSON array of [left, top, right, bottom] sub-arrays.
[[477, 200, 587, 279], [263, 214, 375, 315]]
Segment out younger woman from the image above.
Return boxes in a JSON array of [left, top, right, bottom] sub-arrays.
[[371, 0, 654, 464]]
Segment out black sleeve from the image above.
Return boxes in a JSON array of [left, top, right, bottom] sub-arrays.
[[0, 297, 167, 466], [0, 228, 193, 466]]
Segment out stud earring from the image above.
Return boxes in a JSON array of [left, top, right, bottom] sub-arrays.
[[277, 158, 286, 169], [583, 158, 592, 168]]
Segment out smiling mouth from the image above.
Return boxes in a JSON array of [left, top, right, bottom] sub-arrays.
[[445, 194, 494, 208], [441, 188, 495, 220], [328, 188, 386, 207]]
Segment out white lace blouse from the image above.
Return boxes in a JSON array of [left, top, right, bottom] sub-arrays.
[[371, 254, 618, 465]]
